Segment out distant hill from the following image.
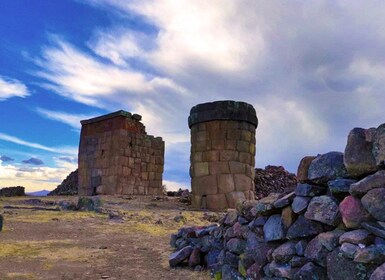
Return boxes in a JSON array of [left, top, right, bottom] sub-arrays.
[[26, 190, 50, 196]]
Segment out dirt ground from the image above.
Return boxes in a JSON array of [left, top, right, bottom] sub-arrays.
[[0, 195, 216, 280]]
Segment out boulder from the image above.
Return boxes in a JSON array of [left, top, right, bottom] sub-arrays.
[[373, 123, 385, 167], [291, 196, 311, 214], [354, 245, 385, 264], [224, 210, 238, 226], [169, 246, 193, 267], [263, 214, 286, 241], [339, 229, 374, 245], [304, 236, 329, 267], [308, 152, 348, 185], [344, 128, 377, 178], [272, 241, 296, 263], [350, 170, 385, 197], [226, 238, 246, 255], [327, 179, 357, 197], [304, 196, 341, 226], [297, 156, 317, 183], [286, 215, 324, 240], [295, 183, 325, 197], [370, 262, 385, 280], [327, 248, 377, 280], [361, 188, 385, 222], [317, 229, 345, 251], [250, 193, 282, 216], [0, 186, 25, 197], [293, 262, 327, 280], [339, 195, 373, 228]]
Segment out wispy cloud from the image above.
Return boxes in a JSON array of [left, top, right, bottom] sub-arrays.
[[0, 76, 29, 101], [36, 108, 96, 130], [0, 132, 77, 156]]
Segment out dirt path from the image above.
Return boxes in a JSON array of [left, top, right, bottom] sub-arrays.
[[0, 196, 213, 280]]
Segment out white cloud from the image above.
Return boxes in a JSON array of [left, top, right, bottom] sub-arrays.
[[36, 108, 96, 130], [0, 76, 29, 101], [163, 180, 189, 192]]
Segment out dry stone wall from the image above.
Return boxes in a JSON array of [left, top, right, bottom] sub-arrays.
[[78, 110, 164, 196], [188, 101, 258, 211]]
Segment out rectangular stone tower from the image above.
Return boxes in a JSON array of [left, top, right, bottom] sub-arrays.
[[78, 110, 164, 196]]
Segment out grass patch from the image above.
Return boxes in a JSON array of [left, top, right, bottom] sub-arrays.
[[5, 273, 36, 279], [6, 210, 107, 223]]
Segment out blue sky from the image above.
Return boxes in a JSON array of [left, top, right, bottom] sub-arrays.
[[1, 0, 385, 192]]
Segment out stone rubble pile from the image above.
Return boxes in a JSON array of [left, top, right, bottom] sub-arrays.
[[169, 123, 385, 279], [48, 169, 78, 196], [0, 186, 25, 197], [254, 165, 297, 200]]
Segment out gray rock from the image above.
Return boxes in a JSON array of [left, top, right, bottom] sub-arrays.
[[272, 241, 296, 263], [295, 240, 308, 256], [350, 170, 385, 197], [222, 264, 243, 280], [295, 183, 325, 197], [374, 237, 385, 246], [327, 248, 377, 280], [224, 251, 240, 268], [361, 188, 385, 222], [169, 245, 193, 267], [308, 152, 348, 184], [362, 222, 385, 239], [273, 192, 295, 209], [370, 262, 385, 280], [318, 229, 345, 251], [289, 256, 309, 268], [373, 123, 385, 167], [293, 262, 327, 280], [328, 179, 357, 196], [291, 196, 311, 214], [224, 210, 238, 226], [344, 127, 377, 178], [263, 215, 286, 241], [269, 261, 299, 279], [354, 245, 385, 264], [250, 193, 282, 216], [304, 236, 329, 267], [204, 249, 221, 269], [340, 242, 358, 259], [304, 196, 341, 226], [188, 248, 201, 267], [226, 238, 246, 255], [287, 215, 324, 240], [339, 229, 374, 245]]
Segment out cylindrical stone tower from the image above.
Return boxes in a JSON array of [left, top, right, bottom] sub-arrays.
[[188, 100, 258, 210]]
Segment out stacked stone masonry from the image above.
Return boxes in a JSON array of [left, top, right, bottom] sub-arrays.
[[189, 101, 258, 210], [78, 110, 164, 196]]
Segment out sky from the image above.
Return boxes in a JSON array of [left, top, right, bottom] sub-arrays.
[[0, 0, 385, 192]]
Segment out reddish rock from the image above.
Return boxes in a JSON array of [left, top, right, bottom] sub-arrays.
[[297, 156, 316, 183], [339, 195, 373, 228]]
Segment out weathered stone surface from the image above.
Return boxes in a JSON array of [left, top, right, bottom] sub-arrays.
[[218, 174, 235, 193], [188, 248, 202, 267], [327, 248, 377, 280], [373, 123, 385, 167], [269, 261, 299, 278], [250, 193, 281, 216], [224, 251, 240, 268], [339, 229, 374, 245], [204, 249, 221, 269], [206, 194, 228, 210], [289, 256, 308, 268], [273, 192, 295, 209], [362, 222, 385, 239], [370, 262, 385, 280], [350, 170, 385, 197], [281, 206, 296, 229], [294, 262, 327, 280], [327, 178, 356, 197], [226, 192, 246, 209], [226, 238, 246, 255], [308, 152, 348, 184], [304, 236, 329, 267], [340, 242, 358, 259], [361, 188, 385, 222], [354, 245, 385, 264], [304, 196, 341, 226], [287, 215, 324, 240], [224, 210, 238, 226], [272, 241, 296, 263], [295, 183, 325, 197], [297, 156, 317, 183], [169, 246, 193, 267], [339, 195, 373, 229], [264, 215, 286, 241], [291, 196, 311, 214], [318, 229, 345, 251], [344, 127, 377, 178], [295, 240, 308, 256]]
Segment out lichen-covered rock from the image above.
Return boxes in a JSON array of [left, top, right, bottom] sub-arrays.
[[291, 196, 311, 214], [370, 262, 385, 280], [361, 188, 385, 222], [339, 195, 373, 228], [272, 241, 296, 263], [328, 179, 357, 197], [350, 170, 385, 197], [294, 262, 327, 280], [295, 183, 325, 197], [304, 236, 329, 267], [339, 229, 374, 245], [297, 156, 317, 183], [373, 123, 385, 167], [308, 152, 348, 184], [304, 196, 341, 226], [169, 246, 193, 267], [354, 245, 385, 264], [77, 196, 102, 211], [344, 127, 377, 178], [263, 214, 286, 241], [286, 215, 324, 240]]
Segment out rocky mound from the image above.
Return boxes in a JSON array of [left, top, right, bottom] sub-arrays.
[[254, 165, 297, 199], [169, 122, 385, 279], [0, 186, 25, 197], [48, 169, 78, 196]]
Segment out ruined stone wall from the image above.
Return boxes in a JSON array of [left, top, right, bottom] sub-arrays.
[[78, 111, 164, 196], [188, 101, 258, 210]]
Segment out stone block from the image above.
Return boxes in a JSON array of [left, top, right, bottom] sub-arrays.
[[225, 140, 237, 150], [194, 162, 209, 177], [202, 151, 220, 162], [218, 174, 235, 193], [192, 152, 202, 162], [229, 161, 246, 173], [192, 195, 202, 208], [237, 141, 250, 153], [192, 175, 218, 195], [220, 150, 238, 161], [234, 174, 252, 191], [209, 162, 230, 174], [195, 131, 207, 142], [226, 191, 246, 208], [206, 194, 228, 210], [227, 129, 241, 140], [206, 121, 220, 131], [212, 139, 225, 150], [194, 140, 210, 152], [241, 130, 252, 142], [239, 153, 251, 165]]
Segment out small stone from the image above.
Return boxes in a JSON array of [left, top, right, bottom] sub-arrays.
[[304, 236, 329, 267], [291, 196, 311, 214], [293, 262, 327, 280], [350, 170, 385, 197], [169, 246, 193, 267], [226, 238, 246, 255], [295, 183, 325, 197], [305, 196, 341, 226], [340, 243, 358, 259], [281, 206, 296, 229], [361, 188, 385, 222], [224, 210, 238, 226], [263, 214, 286, 241], [339, 195, 373, 229], [318, 229, 345, 251], [308, 152, 348, 184], [370, 262, 385, 280], [286, 215, 324, 240], [328, 179, 357, 197], [354, 245, 385, 264], [295, 240, 308, 256], [269, 261, 299, 278], [250, 193, 282, 216], [273, 192, 295, 208], [339, 229, 374, 245], [272, 241, 297, 263], [188, 248, 202, 267]]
